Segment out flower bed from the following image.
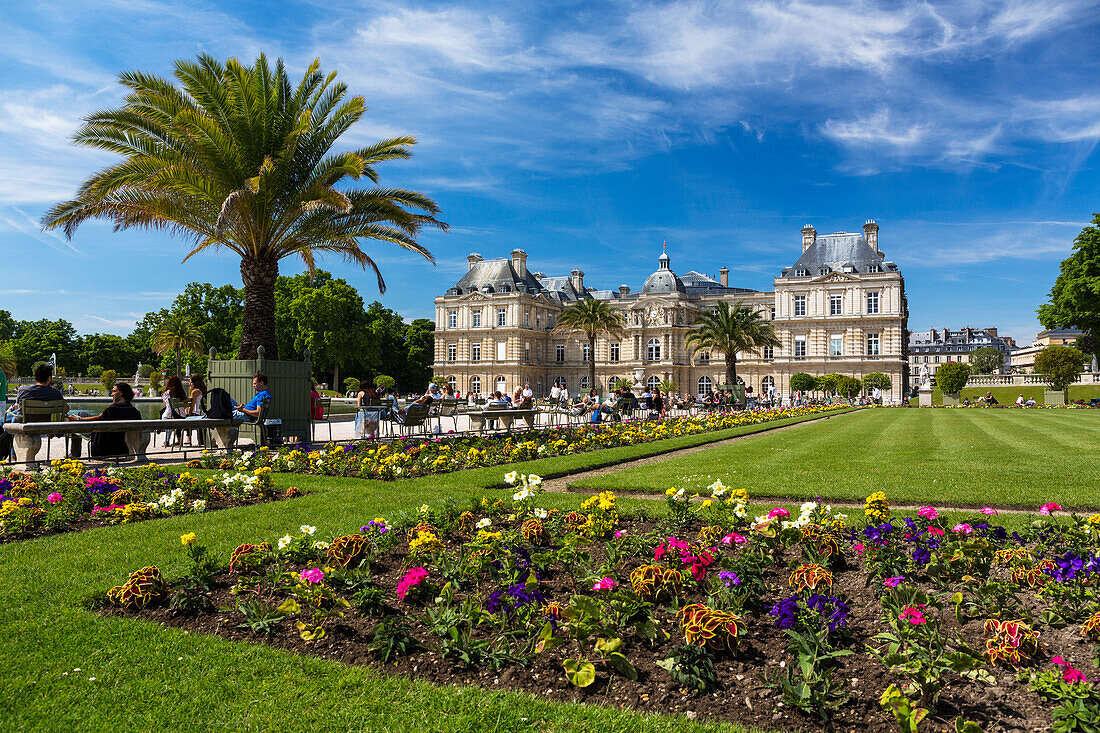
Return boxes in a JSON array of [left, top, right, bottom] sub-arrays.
[[0, 460, 298, 541], [102, 478, 1100, 731], [187, 404, 849, 480]]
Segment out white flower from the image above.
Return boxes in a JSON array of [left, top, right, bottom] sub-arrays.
[[513, 488, 531, 502], [534, 508, 548, 519], [299, 525, 316, 536], [313, 541, 330, 550], [504, 471, 519, 484], [674, 488, 685, 500], [527, 474, 542, 487], [800, 501, 818, 516], [191, 500, 206, 513], [476, 518, 492, 529], [278, 535, 293, 550]]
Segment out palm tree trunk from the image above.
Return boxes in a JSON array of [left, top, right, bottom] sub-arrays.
[[726, 352, 737, 387], [239, 256, 280, 360], [174, 344, 181, 378], [589, 335, 597, 396]]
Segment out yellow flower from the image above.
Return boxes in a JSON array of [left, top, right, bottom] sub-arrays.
[[180, 532, 197, 546], [419, 504, 430, 514], [665, 488, 676, 496], [1088, 514, 1100, 526], [702, 499, 713, 508]]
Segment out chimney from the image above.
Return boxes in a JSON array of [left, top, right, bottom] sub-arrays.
[[985, 327, 997, 337], [719, 266, 729, 287], [510, 249, 527, 279], [618, 284, 630, 297], [863, 220, 879, 252], [466, 253, 483, 271], [801, 225, 816, 252], [570, 269, 584, 292]]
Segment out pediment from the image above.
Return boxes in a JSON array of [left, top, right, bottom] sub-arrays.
[[812, 271, 859, 284], [459, 291, 490, 301]]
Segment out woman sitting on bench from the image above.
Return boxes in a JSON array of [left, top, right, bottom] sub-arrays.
[[67, 382, 142, 457]]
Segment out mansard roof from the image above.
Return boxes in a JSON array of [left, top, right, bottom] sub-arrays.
[[781, 232, 897, 277]]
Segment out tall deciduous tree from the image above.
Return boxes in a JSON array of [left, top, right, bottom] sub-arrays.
[[553, 299, 626, 395], [287, 277, 367, 388], [1034, 345, 1087, 393], [42, 54, 445, 359], [685, 301, 781, 387], [968, 347, 1004, 375], [1038, 213, 1100, 365]]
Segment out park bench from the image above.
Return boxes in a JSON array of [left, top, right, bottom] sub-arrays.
[[385, 402, 432, 436], [467, 408, 536, 433], [3, 417, 238, 465]]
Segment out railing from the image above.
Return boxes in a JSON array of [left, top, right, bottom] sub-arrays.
[[966, 373, 1100, 386]]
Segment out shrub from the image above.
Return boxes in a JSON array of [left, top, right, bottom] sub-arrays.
[[862, 372, 892, 392], [1034, 345, 1087, 392], [816, 373, 842, 394], [343, 377, 361, 394], [149, 370, 163, 393], [373, 375, 395, 391], [790, 372, 816, 393], [87, 364, 104, 379], [138, 363, 154, 378], [935, 362, 970, 395], [99, 369, 117, 394], [836, 376, 862, 397]]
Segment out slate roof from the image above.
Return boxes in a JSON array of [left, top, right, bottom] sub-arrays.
[[780, 232, 897, 277], [448, 258, 544, 296]]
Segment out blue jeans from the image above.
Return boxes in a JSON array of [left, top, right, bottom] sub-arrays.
[[233, 410, 256, 423]]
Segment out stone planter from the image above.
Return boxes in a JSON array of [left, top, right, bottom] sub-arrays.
[[1044, 389, 1066, 406], [942, 393, 960, 406]]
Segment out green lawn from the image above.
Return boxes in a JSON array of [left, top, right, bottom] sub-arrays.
[[907, 384, 1100, 406], [574, 408, 1100, 509]]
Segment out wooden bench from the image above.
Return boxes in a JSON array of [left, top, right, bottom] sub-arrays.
[[3, 418, 238, 464], [467, 409, 536, 432]]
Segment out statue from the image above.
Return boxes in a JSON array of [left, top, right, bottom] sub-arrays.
[[918, 362, 932, 390]]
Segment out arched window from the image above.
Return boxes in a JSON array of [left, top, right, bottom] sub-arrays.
[[446, 376, 456, 392], [646, 376, 661, 391], [496, 376, 507, 394], [647, 338, 661, 361], [580, 376, 589, 390], [761, 376, 775, 394], [470, 376, 481, 394], [554, 376, 567, 388], [697, 376, 712, 397], [608, 377, 618, 393]]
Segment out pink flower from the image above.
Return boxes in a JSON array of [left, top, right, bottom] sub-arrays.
[[926, 527, 945, 537], [883, 575, 905, 588], [614, 530, 625, 538], [653, 545, 666, 561], [952, 523, 973, 534], [396, 567, 429, 600], [768, 507, 790, 519], [592, 577, 617, 591], [300, 568, 324, 585], [899, 605, 928, 625], [46, 492, 62, 504], [1052, 656, 1068, 666], [721, 532, 747, 545], [1040, 502, 1063, 515], [853, 542, 865, 553], [917, 506, 939, 520], [1064, 668, 1088, 684], [979, 507, 998, 515]]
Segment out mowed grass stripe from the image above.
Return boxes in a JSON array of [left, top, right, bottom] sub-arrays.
[[573, 410, 1100, 508]]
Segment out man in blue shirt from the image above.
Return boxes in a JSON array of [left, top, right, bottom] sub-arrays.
[[232, 372, 271, 423]]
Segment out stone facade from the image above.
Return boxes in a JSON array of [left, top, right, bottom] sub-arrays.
[[908, 327, 1015, 373], [433, 221, 909, 402]]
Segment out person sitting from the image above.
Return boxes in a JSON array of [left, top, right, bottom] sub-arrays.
[[67, 382, 142, 458], [311, 380, 324, 421], [1015, 394, 1025, 406], [395, 382, 440, 420], [16, 363, 64, 417], [232, 372, 272, 423], [985, 391, 999, 405], [1025, 397, 1037, 407], [484, 391, 508, 429], [520, 382, 534, 409]]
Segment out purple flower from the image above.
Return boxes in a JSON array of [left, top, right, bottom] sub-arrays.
[[719, 570, 741, 588], [883, 575, 905, 588], [770, 595, 800, 630]]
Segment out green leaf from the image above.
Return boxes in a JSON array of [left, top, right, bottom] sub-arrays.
[[563, 659, 596, 687], [607, 652, 637, 681], [276, 598, 300, 615]]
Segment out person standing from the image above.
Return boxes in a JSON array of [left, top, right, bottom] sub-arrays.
[[550, 382, 561, 402]]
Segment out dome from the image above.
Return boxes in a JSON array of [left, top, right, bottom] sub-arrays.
[[642, 249, 685, 293]]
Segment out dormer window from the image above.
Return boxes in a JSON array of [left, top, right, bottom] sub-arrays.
[[795, 268, 809, 277], [819, 267, 830, 275], [843, 265, 855, 273], [500, 284, 511, 292], [869, 262, 882, 273]]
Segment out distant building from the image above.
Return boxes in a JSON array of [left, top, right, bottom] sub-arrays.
[[1010, 327, 1085, 372], [433, 221, 909, 402], [908, 327, 1014, 373]]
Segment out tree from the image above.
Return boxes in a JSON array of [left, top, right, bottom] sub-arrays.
[[11, 319, 77, 375], [343, 378, 361, 394], [935, 362, 970, 395], [99, 369, 117, 395], [613, 377, 633, 392], [0, 310, 15, 341], [968, 347, 1004, 375], [170, 282, 243, 356], [87, 364, 104, 379], [659, 379, 678, 395], [553, 299, 626, 396], [1034, 345, 1087, 393], [790, 372, 816, 393], [1038, 213, 1100, 366], [76, 333, 140, 376], [43, 53, 446, 360], [150, 312, 205, 378], [404, 319, 435, 391], [862, 373, 892, 393], [836, 375, 862, 397], [0, 341, 15, 378], [374, 375, 395, 391], [685, 302, 780, 388], [816, 373, 844, 395], [287, 277, 368, 388]]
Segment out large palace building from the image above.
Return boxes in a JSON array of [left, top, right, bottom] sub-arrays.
[[433, 221, 909, 402]]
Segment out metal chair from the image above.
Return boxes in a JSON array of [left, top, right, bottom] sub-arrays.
[[312, 397, 333, 442], [237, 396, 272, 447], [434, 397, 460, 433], [18, 398, 69, 462]]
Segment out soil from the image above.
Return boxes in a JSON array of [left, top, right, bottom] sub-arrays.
[[105, 518, 1076, 733]]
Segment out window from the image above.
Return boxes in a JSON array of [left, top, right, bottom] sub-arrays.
[[933, 355, 940, 363], [471, 343, 481, 362], [470, 376, 481, 394], [554, 376, 566, 388], [770, 306, 776, 320], [524, 342, 530, 361], [869, 262, 882, 273], [697, 376, 712, 397], [582, 344, 590, 362], [472, 309, 482, 328], [819, 267, 830, 276], [446, 376, 456, 392], [609, 343, 620, 362], [537, 377, 543, 394], [447, 310, 457, 328], [555, 344, 565, 362], [495, 376, 506, 394], [536, 344, 542, 361], [497, 307, 507, 326], [867, 333, 880, 356], [829, 294, 842, 316], [762, 375, 775, 393], [795, 268, 809, 277], [580, 376, 589, 390], [830, 335, 843, 356], [696, 351, 710, 364], [496, 341, 506, 361], [536, 312, 541, 329], [647, 376, 661, 391], [525, 309, 530, 327], [762, 345, 774, 360], [647, 338, 661, 361], [793, 295, 806, 317], [866, 292, 879, 314], [794, 335, 807, 357], [447, 343, 456, 362]]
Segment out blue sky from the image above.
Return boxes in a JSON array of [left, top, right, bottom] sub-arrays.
[[2, 0, 1099, 343]]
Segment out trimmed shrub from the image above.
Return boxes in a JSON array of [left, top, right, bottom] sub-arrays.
[[935, 362, 970, 395]]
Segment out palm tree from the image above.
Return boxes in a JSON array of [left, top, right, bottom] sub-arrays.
[[42, 54, 445, 359], [151, 312, 205, 378], [685, 301, 781, 388], [553, 299, 626, 395]]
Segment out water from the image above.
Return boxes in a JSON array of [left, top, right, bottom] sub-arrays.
[[65, 397, 167, 420]]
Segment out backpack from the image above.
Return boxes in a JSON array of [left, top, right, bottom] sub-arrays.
[[206, 388, 234, 420]]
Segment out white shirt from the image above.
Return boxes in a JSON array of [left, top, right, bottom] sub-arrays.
[[550, 385, 560, 399], [560, 388, 569, 401], [522, 387, 533, 398]]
